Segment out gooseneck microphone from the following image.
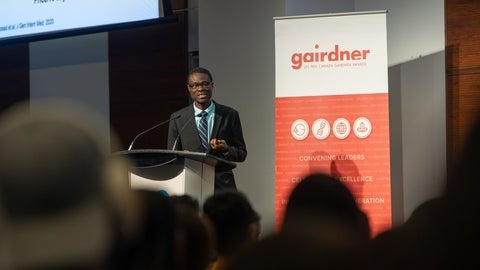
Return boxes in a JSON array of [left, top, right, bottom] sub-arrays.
[[172, 112, 202, 151], [128, 114, 181, 151]]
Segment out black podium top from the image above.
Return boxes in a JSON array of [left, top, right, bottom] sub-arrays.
[[113, 149, 237, 172]]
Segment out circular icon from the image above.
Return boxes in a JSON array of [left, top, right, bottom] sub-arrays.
[[353, 117, 372, 139], [291, 119, 309, 140], [312, 118, 330, 140], [332, 118, 351, 139]]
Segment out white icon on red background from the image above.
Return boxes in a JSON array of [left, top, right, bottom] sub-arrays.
[[312, 118, 330, 140], [291, 119, 309, 140], [353, 117, 372, 138], [332, 118, 351, 139]]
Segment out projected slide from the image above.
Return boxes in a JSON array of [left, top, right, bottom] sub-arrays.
[[0, 0, 162, 42]]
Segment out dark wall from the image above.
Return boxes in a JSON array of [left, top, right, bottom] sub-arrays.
[[109, 0, 189, 151], [0, 43, 29, 111]]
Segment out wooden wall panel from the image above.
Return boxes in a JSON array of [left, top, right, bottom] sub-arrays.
[[108, 0, 189, 151], [445, 0, 480, 170]]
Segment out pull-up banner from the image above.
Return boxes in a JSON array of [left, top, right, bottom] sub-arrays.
[[274, 11, 390, 236]]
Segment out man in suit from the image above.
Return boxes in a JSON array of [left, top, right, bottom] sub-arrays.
[[167, 67, 247, 191]]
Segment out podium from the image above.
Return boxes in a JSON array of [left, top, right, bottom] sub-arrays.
[[113, 149, 236, 203]]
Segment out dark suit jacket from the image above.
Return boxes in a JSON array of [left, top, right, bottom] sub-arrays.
[[167, 100, 247, 191]]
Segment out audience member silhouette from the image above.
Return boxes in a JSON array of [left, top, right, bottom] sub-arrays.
[[402, 196, 448, 269], [368, 114, 480, 270], [368, 197, 447, 270], [169, 194, 201, 214], [169, 194, 215, 270], [225, 232, 361, 270], [444, 112, 480, 269], [0, 99, 126, 269], [202, 190, 261, 270], [106, 182, 214, 270], [281, 173, 371, 248], [225, 173, 370, 270], [367, 227, 405, 270], [106, 190, 178, 270]]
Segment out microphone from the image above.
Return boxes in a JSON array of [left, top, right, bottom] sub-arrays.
[[128, 114, 181, 151], [172, 112, 202, 151]]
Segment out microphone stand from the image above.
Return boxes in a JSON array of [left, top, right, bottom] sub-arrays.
[[172, 113, 202, 150], [128, 115, 180, 151]]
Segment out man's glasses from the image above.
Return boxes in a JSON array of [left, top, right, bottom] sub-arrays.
[[188, 81, 212, 89]]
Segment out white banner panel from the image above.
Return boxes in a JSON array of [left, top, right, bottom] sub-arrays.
[[274, 11, 391, 237], [275, 12, 388, 97]]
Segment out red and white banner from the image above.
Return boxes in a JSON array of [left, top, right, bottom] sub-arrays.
[[274, 11, 390, 236]]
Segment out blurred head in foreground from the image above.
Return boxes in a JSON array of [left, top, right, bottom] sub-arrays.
[[0, 99, 126, 269], [202, 190, 261, 270]]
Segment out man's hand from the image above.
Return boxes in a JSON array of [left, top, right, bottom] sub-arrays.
[[210, 138, 229, 153]]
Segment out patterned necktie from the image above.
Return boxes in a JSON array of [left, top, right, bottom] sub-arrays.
[[198, 111, 209, 152]]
